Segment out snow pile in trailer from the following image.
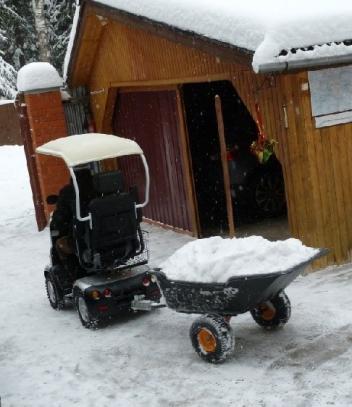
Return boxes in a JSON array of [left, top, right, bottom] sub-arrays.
[[17, 62, 63, 92], [161, 236, 318, 282], [68, 0, 352, 72]]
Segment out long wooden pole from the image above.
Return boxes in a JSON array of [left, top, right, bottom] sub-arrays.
[[215, 95, 235, 237], [176, 87, 200, 237]]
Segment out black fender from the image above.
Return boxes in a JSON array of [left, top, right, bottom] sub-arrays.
[[44, 265, 66, 293]]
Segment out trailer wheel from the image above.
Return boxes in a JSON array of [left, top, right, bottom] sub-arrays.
[[74, 291, 99, 329], [250, 291, 291, 330], [190, 314, 234, 364], [45, 273, 65, 310]]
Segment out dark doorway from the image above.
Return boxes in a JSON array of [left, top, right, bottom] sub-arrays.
[[182, 82, 232, 236], [182, 81, 287, 238]]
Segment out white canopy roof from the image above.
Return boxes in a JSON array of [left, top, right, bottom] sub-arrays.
[[36, 133, 144, 167]]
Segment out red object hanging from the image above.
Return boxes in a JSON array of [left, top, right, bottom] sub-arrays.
[[251, 103, 277, 164], [254, 102, 267, 148]]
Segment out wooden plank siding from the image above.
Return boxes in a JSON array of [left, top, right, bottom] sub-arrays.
[[70, 10, 352, 268]]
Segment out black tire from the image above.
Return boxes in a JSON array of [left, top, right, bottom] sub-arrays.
[[250, 291, 291, 330], [190, 314, 234, 364], [74, 291, 99, 329], [250, 170, 286, 218], [45, 273, 65, 310]]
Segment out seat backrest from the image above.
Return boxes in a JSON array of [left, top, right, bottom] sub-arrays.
[[92, 170, 124, 195], [88, 193, 137, 251], [74, 168, 95, 217]]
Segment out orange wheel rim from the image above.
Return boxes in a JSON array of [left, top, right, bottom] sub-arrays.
[[259, 304, 276, 321], [197, 328, 217, 353]]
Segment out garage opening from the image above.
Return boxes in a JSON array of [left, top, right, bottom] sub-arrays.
[[182, 81, 288, 239]]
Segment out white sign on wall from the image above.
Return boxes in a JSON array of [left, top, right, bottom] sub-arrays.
[[308, 65, 352, 128]]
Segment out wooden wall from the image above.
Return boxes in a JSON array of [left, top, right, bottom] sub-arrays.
[[279, 72, 352, 267], [0, 102, 22, 145], [70, 9, 352, 268]]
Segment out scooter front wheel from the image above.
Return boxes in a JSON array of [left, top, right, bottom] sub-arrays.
[[45, 273, 65, 310]]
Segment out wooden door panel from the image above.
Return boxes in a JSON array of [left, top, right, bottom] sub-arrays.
[[113, 90, 191, 231]]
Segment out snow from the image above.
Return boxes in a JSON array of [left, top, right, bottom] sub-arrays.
[[64, 0, 352, 76], [2, 146, 352, 406], [0, 99, 14, 105], [161, 236, 318, 282], [0, 56, 17, 99], [0, 146, 33, 222], [63, 4, 80, 80], [17, 62, 63, 92]]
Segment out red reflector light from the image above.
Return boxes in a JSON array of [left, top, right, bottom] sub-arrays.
[[227, 151, 234, 161], [142, 276, 151, 287], [103, 288, 112, 298], [98, 304, 109, 312]]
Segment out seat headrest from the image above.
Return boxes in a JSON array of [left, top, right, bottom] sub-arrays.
[[75, 168, 92, 187], [92, 171, 124, 195]]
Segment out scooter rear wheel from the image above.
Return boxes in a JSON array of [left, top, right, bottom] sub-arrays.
[[74, 291, 100, 329]]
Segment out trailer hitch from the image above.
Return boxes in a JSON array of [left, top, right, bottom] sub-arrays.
[[131, 295, 166, 312]]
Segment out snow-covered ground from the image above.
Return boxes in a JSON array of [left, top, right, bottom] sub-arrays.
[[1, 146, 352, 406]]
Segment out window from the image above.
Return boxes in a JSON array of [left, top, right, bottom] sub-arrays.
[[308, 65, 352, 128]]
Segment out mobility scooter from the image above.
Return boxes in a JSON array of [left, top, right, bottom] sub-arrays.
[[36, 133, 161, 328]]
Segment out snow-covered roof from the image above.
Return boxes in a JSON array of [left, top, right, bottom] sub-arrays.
[[36, 133, 144, 167], [64, 0, 352, 77], [17, 62, 63, 93]]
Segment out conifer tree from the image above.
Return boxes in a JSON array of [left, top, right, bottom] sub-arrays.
[[0, 0, 38, 69], [44, 0, 76, 74], [0, 0, 76, 97]]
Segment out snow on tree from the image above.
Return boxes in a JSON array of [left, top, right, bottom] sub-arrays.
[[0, 0, 76, 97], [44, 0, 76, 74], [0, 0, 38, 97], [0, 55, 17, 99], [0, 0, 38, 68], [0, 25, 16, 98]]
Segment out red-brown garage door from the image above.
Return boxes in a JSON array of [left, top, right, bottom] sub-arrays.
[[113, 90, 192, 232]]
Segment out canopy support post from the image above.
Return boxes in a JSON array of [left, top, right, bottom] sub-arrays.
[[69, 167, 92, 228], [136, 154, 150, 208]]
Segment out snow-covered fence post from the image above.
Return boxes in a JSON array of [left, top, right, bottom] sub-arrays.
[[16, 62, 69, 230]]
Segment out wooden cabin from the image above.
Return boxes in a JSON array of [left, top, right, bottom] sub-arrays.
[[63, 1, 352, 268]]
